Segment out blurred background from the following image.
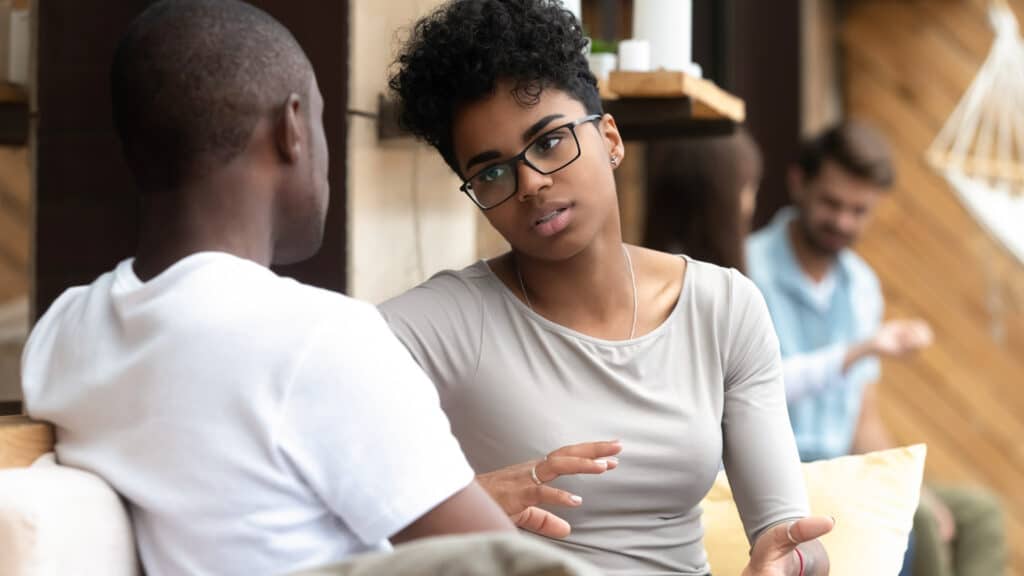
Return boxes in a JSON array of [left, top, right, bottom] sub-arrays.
[[0, 0, 1020, 571]]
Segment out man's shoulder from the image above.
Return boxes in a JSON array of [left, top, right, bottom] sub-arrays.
[[26, 270, 115, 348], [745, 227, 782, 288], [273, 277, 371, 312], [746, 224, 776, 252], [182, 255, 378, 326]]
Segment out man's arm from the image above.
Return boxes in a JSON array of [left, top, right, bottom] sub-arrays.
[[784, 319, 933, 404], [391, 481, 514, 544], [280, 301, 510, 548], [782, 346, 848, 403]]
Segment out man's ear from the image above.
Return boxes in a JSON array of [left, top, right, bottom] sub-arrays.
[[276, 93, 303, 163]]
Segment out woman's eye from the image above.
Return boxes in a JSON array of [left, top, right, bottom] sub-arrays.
[[534, 135, 564, 153], [480, 165, 508, 183]]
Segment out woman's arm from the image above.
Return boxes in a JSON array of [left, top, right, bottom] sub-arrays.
[[720, 272, 832, 575]]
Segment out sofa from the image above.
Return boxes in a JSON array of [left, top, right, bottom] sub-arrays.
[[0, 415, 926, 576]]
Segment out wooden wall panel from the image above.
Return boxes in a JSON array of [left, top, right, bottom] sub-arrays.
[[0, 147, 29, 304], [843, 2, 1024, 573]]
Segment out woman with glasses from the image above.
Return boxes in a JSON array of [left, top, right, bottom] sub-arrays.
[[380, 1, 832, 574]]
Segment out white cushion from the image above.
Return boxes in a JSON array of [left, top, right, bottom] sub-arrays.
[[0, 453, 139, 576]]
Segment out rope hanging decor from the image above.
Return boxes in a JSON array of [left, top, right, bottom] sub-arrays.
[[927, 0, 1024, 265]]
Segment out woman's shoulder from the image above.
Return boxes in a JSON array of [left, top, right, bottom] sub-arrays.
[[380, 260, 499, 317], [640, 249, 764, 326], [640, 249, 751, 302]]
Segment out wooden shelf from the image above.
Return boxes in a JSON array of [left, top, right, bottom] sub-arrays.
[[607, 70, 745, 121], [601, 70, 745, 141]]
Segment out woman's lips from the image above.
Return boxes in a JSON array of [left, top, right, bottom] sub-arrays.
[[531, 205, 573, 237]]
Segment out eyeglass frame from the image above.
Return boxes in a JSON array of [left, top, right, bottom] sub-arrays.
[[458, 114, 604, 210]]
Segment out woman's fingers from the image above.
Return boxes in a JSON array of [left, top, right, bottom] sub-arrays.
[[527, 484, 584, 508], [787, 516, 835, 543], [513, 506, 572, 539], [535, 440, 623, 482], [751, 516, 836, 566], [548, 440, 623, 460], [477, 441, 623, 530], [534, 455, 618, 483]]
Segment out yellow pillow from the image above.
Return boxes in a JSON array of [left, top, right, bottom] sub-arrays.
[[701, 445, 927, 576]]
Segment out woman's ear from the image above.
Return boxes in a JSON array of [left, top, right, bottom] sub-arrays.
[[600, 114, 625, 168], [275, 93, 304, 163]]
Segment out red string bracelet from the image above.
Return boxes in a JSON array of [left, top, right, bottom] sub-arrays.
[[794, 547, 805, 576]]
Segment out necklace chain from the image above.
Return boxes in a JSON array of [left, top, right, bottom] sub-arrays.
[[516, 244, 638, 339]]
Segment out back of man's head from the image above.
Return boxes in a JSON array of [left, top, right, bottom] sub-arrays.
[[111, 0, 313, 192], [798, 121, 895, 190]]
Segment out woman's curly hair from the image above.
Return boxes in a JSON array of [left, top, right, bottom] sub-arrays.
[[388, 0, 602, 175]]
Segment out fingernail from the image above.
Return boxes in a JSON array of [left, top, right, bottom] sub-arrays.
[[594, 459, 609, 468], [606, 457, 619, 465], [570, 494, 583, 504]]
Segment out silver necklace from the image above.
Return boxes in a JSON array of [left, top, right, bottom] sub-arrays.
[[515, 244, 639, 339]]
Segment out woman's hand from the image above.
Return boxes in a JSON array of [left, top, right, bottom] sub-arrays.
[[742, 516, 834, 576], [476, 440, 622, 538]]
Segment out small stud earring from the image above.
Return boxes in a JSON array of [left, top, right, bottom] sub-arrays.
[[610, 155, 618, 166]]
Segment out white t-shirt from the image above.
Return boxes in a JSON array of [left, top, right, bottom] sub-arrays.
[[21, 252, 474, 576]]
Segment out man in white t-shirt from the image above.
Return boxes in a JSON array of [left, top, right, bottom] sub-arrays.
[[19, 1, 512, 575]]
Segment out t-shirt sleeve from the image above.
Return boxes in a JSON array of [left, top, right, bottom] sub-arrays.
[[720, 270, 810, 544], [378, 271, 485, 394], [276, 300, 475, 546]]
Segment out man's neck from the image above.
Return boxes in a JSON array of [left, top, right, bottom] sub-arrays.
[[787, 219, 836, 284], [133, 174, 276, 282]]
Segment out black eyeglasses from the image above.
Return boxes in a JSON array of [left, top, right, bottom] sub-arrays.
[[459, 114, 602, 210]]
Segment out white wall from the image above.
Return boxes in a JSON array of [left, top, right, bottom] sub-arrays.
[[347, 0, 480, 303]]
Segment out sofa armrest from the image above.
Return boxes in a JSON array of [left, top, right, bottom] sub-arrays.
[[0, 415, 54, 469]]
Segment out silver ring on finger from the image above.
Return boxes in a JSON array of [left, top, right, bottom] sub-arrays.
[[530, 463, 544, 486], [786, 522, 799, 545]]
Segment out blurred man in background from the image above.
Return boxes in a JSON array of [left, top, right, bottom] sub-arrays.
[[746, 122, 1006, 576]]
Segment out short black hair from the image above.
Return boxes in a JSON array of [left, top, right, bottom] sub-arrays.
[[388, 0, 602, 175], [799, 121, 895, 189], [111, 0, 313, 191]]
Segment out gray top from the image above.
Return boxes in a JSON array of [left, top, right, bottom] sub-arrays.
[[380, 257, 808, 575]]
